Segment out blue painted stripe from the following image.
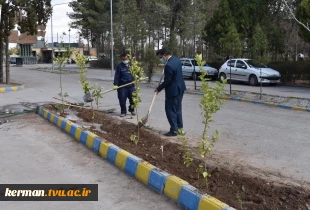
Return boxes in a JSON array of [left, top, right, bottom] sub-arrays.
[[17, 86, 22, 90], [178, 185, 201, 210], [61, 120, 68, 130], [47, 112, 51, 121], [277, 104, 292, 109], [307, 109, 310, 112], [148, 168, 170, 194], [69, 124, 78, 138], [6, 87, 12, 91], [107, 145, 120, 164], [36, 106, 39, 114], [92, 137, 102, 153], [230, 97, 241, 101], [53, 115, 59, 125], [125, 155, 141, 177], [80, 130, 90, 145], [252, 100, 265, 105], [40, 109, 45, 116]]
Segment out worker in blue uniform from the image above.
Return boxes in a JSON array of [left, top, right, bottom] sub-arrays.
[[113, 53, 136, 117], [155, 48, 186, 136]]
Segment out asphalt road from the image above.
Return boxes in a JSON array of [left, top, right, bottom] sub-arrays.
[[0, 114, 179, 210], [1, 65, 310, 186]]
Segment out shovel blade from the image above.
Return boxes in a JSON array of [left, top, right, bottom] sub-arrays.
[[138, 114, 149, 128]]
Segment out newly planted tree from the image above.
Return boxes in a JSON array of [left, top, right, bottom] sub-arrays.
[[128, 54, 144, 148], [76, 52, 104, 126], [195, 54, 226, 184], [54, 44, 71, 114], [178, 54, 226, 184]]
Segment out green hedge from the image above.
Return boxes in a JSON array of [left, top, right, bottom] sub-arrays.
[[89, 59, 120, 69], [207, 61, 310, 84], [267, 61, 310, 84]]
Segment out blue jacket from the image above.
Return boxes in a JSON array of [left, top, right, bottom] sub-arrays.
[[114, 62, 134, 87], [157, 56, 186, 98]]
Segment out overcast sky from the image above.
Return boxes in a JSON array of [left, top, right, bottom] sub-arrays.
[[45, 0, 78, 44]]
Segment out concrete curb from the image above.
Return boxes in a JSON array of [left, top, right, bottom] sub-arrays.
[[36, 106, 236, 210], [0, 85, 27, 93], [193, 92, 310, 113], [227, 90, 310, 101], [221, 96, 310, 113]]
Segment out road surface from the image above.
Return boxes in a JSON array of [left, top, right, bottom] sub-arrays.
[[1, 64, 310, 186]]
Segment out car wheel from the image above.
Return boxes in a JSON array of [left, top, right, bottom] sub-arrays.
[[191, 72, 198, 80], [219, 73, 226, 82], [249, 75, 258, 86]]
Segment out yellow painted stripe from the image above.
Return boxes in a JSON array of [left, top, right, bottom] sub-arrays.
[[99, 141, 113, 159], [135, 162, 156, 185], [74, 127, 82, 141], [164, 176, 188, 201], [292, 106, 307, 111], [21, 85, 25, 89], [43, 110, 49, 119], [39, 106, 43, 114], [198, 196, 228, 210], [86, 132, 97, 149], [49, 113, 55, 123], [115, 150, 131, 170], [241, 98, 252, 103], [65, 121, 73, 133], [11, 86, 18, 91], [57, 117, 64, 128], [0, 88, 5, 92], [264, 102, 277, 107]]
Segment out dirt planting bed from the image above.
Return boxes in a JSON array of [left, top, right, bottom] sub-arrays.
[[44, 105, 310, 210]]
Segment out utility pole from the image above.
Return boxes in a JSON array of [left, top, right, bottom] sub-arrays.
[[110, 0, 114, 77], [193, 0, 197, 90]]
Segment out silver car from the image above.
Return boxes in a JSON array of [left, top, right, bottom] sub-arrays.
[[180, 58, 218, 80], [219, 58, 281, 86]]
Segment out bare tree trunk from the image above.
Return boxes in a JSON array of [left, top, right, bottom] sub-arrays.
[[0, 12, 4, 84], [5, 34, 10, 84], [0, 35, 3, 84]]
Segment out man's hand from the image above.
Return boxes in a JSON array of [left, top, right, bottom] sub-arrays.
[[154, 89, 159, 95], [113, 86, 119, 90]]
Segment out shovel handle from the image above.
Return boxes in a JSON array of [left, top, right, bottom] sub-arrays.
[[102, 81, 135, 94]]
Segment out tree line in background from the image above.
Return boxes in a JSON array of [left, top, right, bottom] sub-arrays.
[[68, 0, 310, 63], [0, 0, 52, 84]]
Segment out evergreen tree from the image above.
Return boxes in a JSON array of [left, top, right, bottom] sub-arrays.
[[219, 24, 242, 58], [251, 24, 269, 61]]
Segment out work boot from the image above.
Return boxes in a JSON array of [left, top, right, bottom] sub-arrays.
[[131, 111, 136, 116], [164, 132, 177, 137], [120, 114, 126, 117]]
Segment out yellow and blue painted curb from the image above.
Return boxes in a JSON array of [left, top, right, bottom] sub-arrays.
[[220, 96, 310, 113], [36, 106, 236, 210], [228, 90, 310, 101], [0, 85, 27, 93]]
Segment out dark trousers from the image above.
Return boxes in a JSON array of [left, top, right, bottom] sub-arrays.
[[165, 92, 184, 133], [118, 86, 135, 114]]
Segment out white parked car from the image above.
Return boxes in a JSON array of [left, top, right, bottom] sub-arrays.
[[87, 56, 98, 62], [219, 58, 281, 86], [180, 58, 218, 80]]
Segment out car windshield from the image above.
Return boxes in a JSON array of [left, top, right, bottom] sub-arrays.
[[245, 60, 267, 68], [190, 60, 209, 67]]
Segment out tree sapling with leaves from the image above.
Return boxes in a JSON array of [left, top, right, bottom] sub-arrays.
[[54, 44, 71, 114]]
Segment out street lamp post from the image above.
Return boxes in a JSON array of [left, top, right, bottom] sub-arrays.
[[110, 0, 114, 77], [69, 28, 71, 49], [51, 2, 71, 71]]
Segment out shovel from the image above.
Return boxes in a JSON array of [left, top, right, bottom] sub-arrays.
[[138, 68, 165, 128], [102, 81, 135, 95]]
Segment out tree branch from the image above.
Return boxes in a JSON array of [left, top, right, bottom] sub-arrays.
[[282, 0, 310, 32]]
